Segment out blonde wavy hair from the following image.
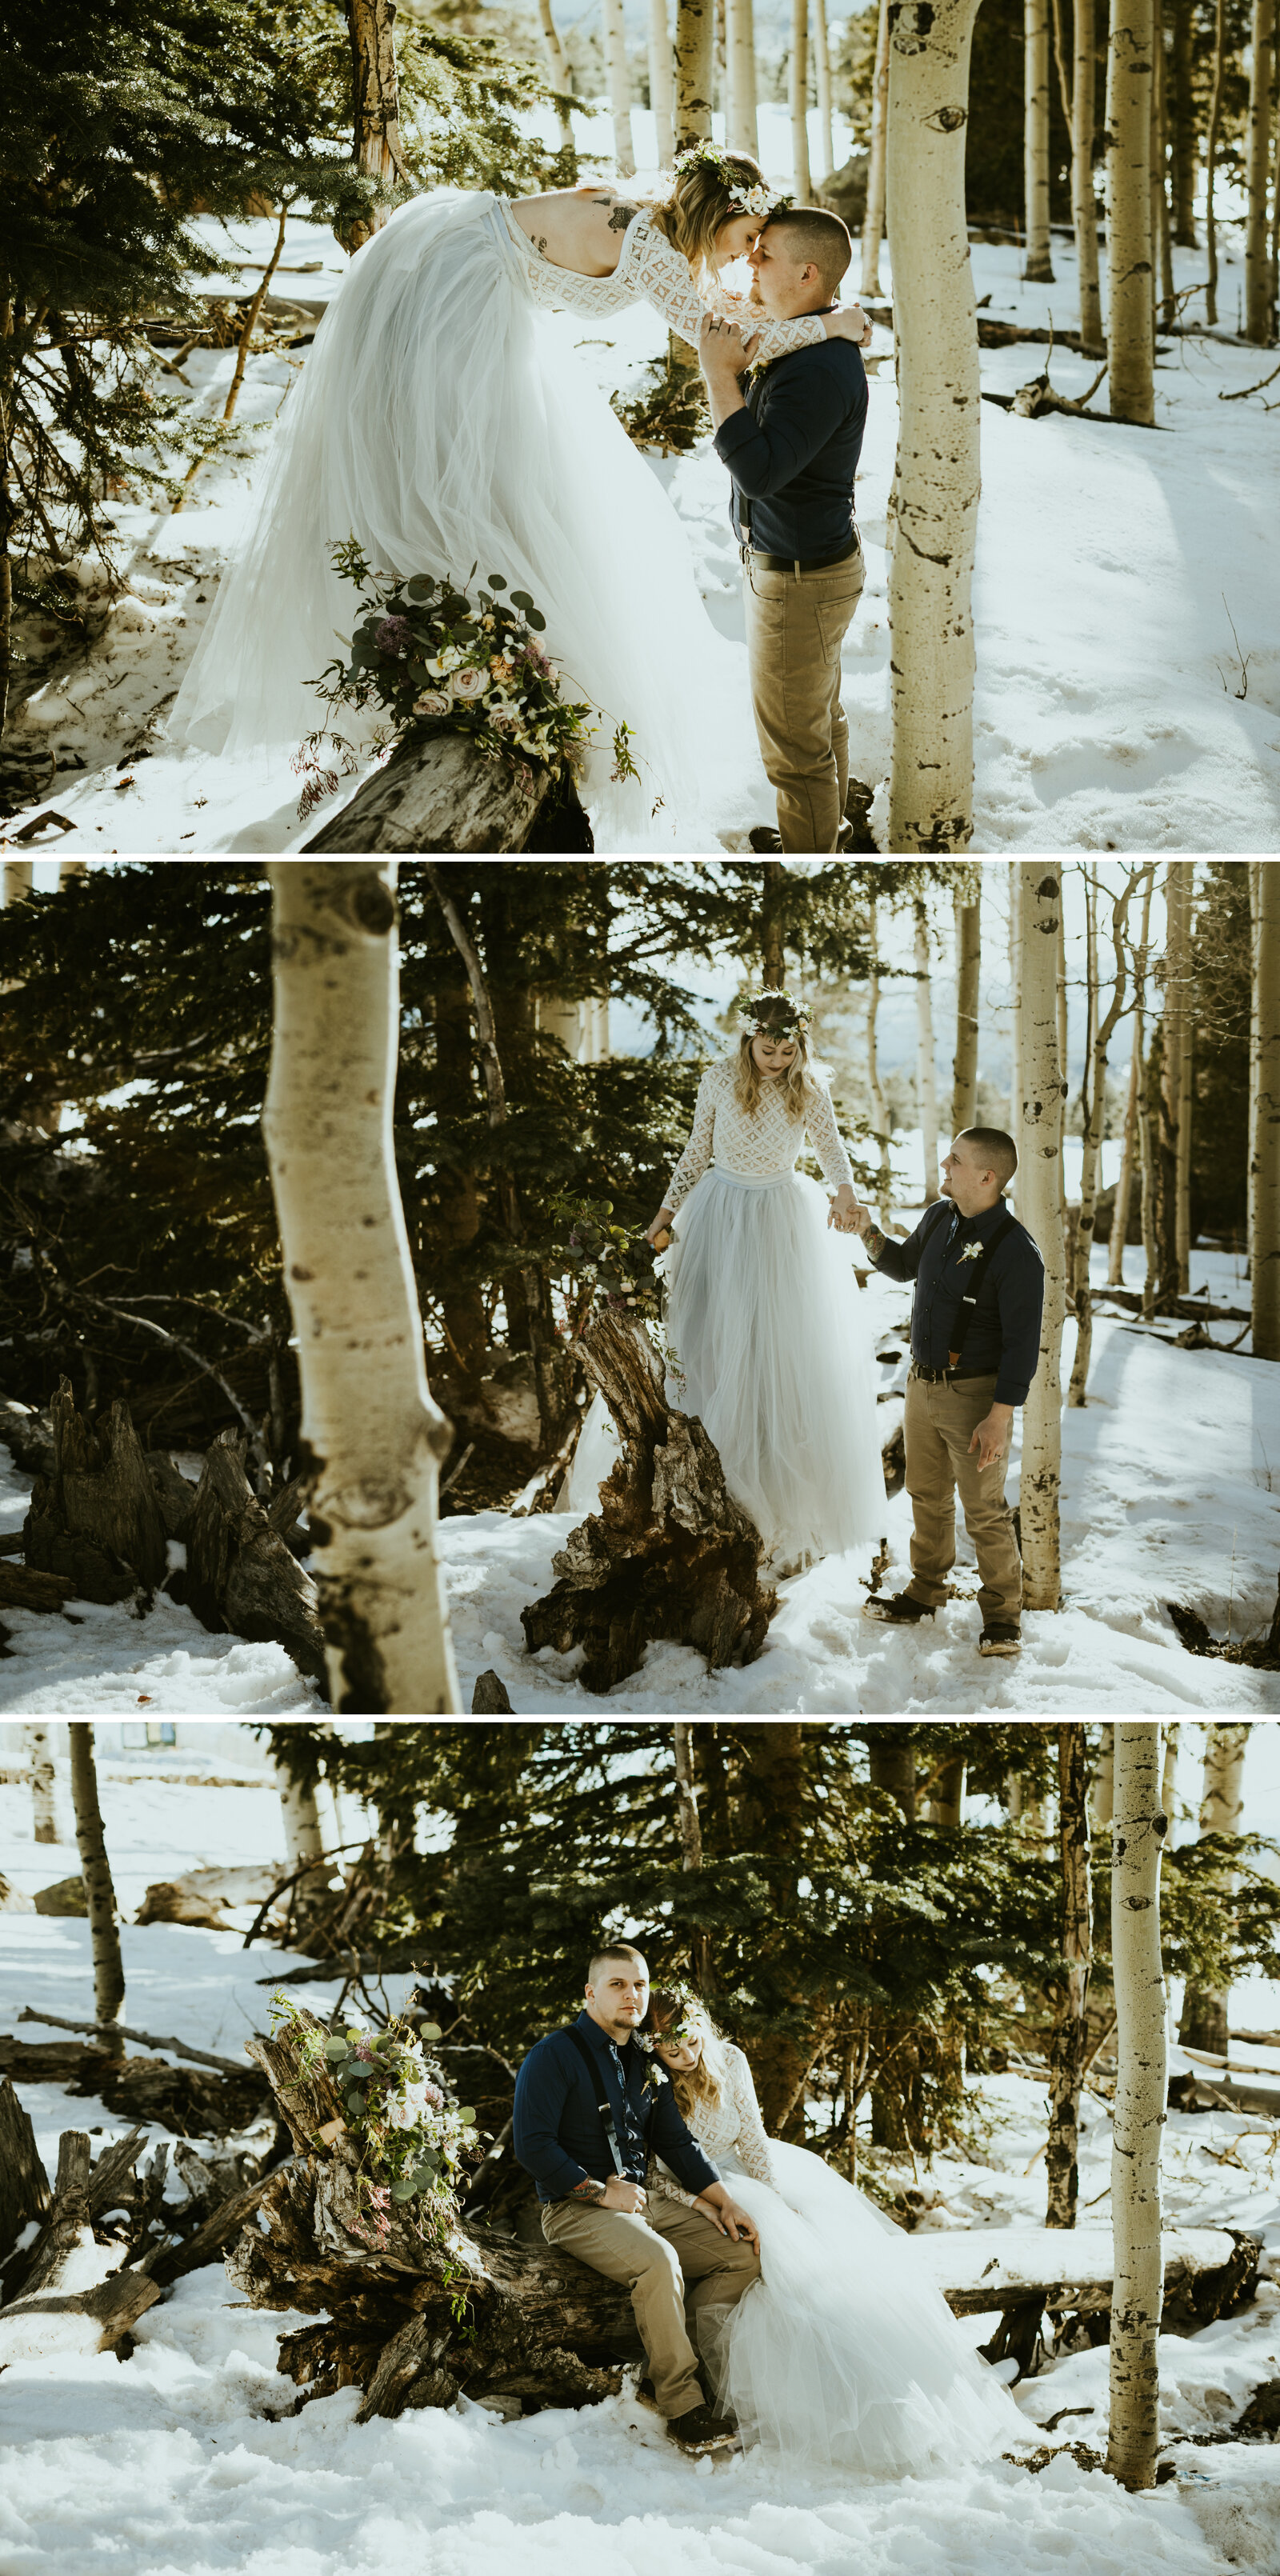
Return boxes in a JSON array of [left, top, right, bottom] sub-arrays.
[[642, 1988, 728, 2117], [734, 997, 821, 1122], [646, 151, 771, 280]]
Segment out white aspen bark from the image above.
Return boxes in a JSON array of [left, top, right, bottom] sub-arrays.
[[58, 859, 90, 885], [725, 0, 758, 157], [886, 0, 984, 854], [951, 880, 981, 1136], [1070, 866, 1136, 1404], [538, 0, 577, 153], [68, 1723, 125, 2056], [1018, 863, 1069, 1612], [650, 0, 678, 164], [1110, 860, 1153, 1290], [861, 0, 891, 297], [1179, 1724, 1250, 2055], [926, 1754, 966, 1826], [1105, 0, 1156, 425], [1250, 860, 1280, 1359], [2, 860, 34, 906], [790, 0, 812, 200], [602, 0, 638, 175], [1090, 1722, 1115, 1830], [1024, 0, 1057, 280], [866, 898, 894, 1213], [1073, 0, 1106, 348], [674, 1723, 703, 1868], [1105, 1721, 1168, 2491], [1161, 1721, 1178, 1824], [1175, 1006, 1193, 1293], [814, 0, 834, 180], [1244, 0, 1274, 340], [279, 1771, 326, 1870], [674, 0, 714, 142], [26, 1725, 58, 1843], [1057, 898, 1070, 1156], [262, 862, 460, 1718], [914, 895, 941, 1202], [1248, 860, 1261, 1268], [1203, 0, 1226, 321]]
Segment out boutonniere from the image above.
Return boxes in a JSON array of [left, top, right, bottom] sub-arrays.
[[956, 1240, 985, 1265], [642, 2058, 668, 2093]]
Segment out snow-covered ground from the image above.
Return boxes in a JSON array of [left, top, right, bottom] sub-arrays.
[[4, 1754, 1280, 2574], [3, 106, 1275, 858], [2, 1229, 1275, 1718]]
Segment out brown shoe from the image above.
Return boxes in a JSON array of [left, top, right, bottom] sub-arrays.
[[862, 1590, 935, 1626], [979, 1622, 1022, 1658], [669, 2402, 738, 2451]]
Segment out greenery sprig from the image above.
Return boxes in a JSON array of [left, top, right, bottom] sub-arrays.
[[271, 1992, 478, 2226]]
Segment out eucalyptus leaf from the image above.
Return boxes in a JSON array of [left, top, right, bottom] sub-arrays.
[[421, 2022, 442, 2042], [322, 2037, 347, 2060], [390, 2176, 415, 2202], [526, 610, 547, 631], [486, 574, 506, 590]]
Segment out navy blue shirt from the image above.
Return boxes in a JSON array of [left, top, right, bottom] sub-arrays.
[[872, 1198, 1046, 1406], [714, 338, 867, 562], [513, 2011, 721, 2205]]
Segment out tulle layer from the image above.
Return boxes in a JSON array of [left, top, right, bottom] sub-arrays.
[[170, 190, 751, 847], [665, 1169, 886, 1561], [699, 2142, 1025, 2477]]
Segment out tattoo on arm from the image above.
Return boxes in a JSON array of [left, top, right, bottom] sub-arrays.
[[570, 2176, 607, 2203], [866, 1227, 886, 1261], [607, 203, 640, 233]]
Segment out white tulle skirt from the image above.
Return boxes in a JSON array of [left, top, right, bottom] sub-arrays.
[[664, 1170, 886, 1562], [170, 190, 750, 849], [699, 2143, 1026, 2476]]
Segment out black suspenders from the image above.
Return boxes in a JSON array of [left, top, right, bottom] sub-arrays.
[[565, 2026, 630, 2178], [946, 1211, 1016, 1370]]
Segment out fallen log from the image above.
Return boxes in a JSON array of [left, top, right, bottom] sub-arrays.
[[24, 1379, 167, 1602], [18, 2005, 250, 2078], [521, 1310, 778, 1694], [0, 1561, 77, 1613], [906, 2222, 1259, 2334], [0, 2034, 270, 2139], [173, 1431, 326, 1682], [0, 2266, 162, 2360], [302, 728, 591, 856]]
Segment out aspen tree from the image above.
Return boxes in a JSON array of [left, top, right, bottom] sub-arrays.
[[1024, 0, 1056, 279], [1151, 0, 1175, 324], [26, 1725, 58, 1843], [814, 0, 834, 179], [1161, 1722, 1179, 1825], [1178, 1723, 1249, 2055], [1072, 0, 1106, 350], [1018, 865, 1068, 1612], [1009, 870, 1023, 1216], [1170, 0, 1196, 240], [1105, 1720, 1168, 2493], [650, 0, 678, 163], [914, 894, 941, 1202], [726, 0, 758, 156], [886, 0, 985, 853], [602, 0, 638, 175], [69, 1723, 125, 2054], [1070, 867, 1138, 1405], [1203, 0, 1227, 321], [538, 0, 576, 154], [2, 860, 34, 906], [1090, 1722, 1115, 1830], [951, 877, 981, 1136], [1250, 846, 1280, 1359], [1105, 0, 1156, 423], [860, 0, 891, 297], [1155, 862, 1190, 1308], [790, 0, 812, 198], [262, 862, 460, 1718], [926, 1753, 966, 1826], [1046, 1723, 1091, 2227], [1244, 0, 1275, 339], [674, 0, 714, 141], [1248, 860, 1261, 1265], [1109, 866, 1154, 1287], [278, 1766, 326, 1873], [866, 898, 894, 1214]]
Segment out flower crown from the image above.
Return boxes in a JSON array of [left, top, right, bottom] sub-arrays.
[[673, 139, 791, 223], [635, 1981, 701, 2053], [736, 986, 811, 1038]]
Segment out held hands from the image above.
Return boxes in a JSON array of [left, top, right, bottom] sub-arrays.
[[827, 1188, 871, 1238], [692, 2188, 761, 2252]]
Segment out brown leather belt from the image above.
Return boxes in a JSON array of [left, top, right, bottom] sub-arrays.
[[742, 534, 861, 576]]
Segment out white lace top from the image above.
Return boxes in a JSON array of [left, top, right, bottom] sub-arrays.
[[497, 200, 832, 364], [665, 1057, 854, 1207], [650, 2042, 778, 2205]]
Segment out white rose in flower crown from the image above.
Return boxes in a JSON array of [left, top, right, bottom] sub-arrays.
[[414, 689, 450, 717], [451, 665, 487, 701]]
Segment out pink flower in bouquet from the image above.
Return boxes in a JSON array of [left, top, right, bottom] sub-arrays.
[[413, 690, 450, 717], [489, 654, 515, 685], [374, 615, 413, 658], [451, 665, 487, 702]]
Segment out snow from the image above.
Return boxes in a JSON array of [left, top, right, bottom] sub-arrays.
[[4, 1753, 1280, 2572], [4, 114, 1275, 857]]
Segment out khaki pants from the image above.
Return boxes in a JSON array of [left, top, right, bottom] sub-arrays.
[[743, 546, 866, 853], [541, 2192, 761, 2418], [903, 1369, 1022, 1626]]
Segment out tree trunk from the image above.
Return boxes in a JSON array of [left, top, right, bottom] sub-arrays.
[[1105, 1721, 1168, 2491], [674, 0, 714, 142], [1046, 1724, 1091, 2226], [1151, 0, 1175, 325], [814, 0, 834, 180], [914, 895, 941, 1202], [674, 1722, 711, 1986], [68, 1727, 125, 2057], [262, 862, 459, 1717], [278, 1771, 326, 1874], [179, 1433, 326, 1682], [434, 984, 490, 1378], [538, 0, 578, 155], [1072, 0, 1106, 349], [1204, 0, 1226, 321], [26, 1726, 58, 1843], [171, 208, 291, 510], [1091, 1721, 1115, 1829], [1245, 0, 1275, 340], [1105, 0, 1156, 425], [866, 898, 894, 1213], [1154, 863, 1190, 1310], [867, 1725, 916, 1814], [1070, 866, 1136, 1404], [602, 0, 638, 175], [926, 1753, 966, 1826], [1175, 1006, 1193, 1293], [650, 0, 678, 162], [726, 0, 758, 155], [1018, 864, 1069, 1612], [1179, 1722, 1250, 2055], [25, 1380, 167, 1603], [2, 859, 34, 906], [1010, 876, 1023, 1214], [1140, 1018, 1159, 1319], [758, 858, 787, 986], [1250, 860, 1280, 1359], [1248, 860, 1261, 1270], [1110, 870, 1153, 1285], [338, 0, 407, 257], [1161, 1720, 1178, 1822], [1170, 0, 1195, 242], [0, 2078, 51, 2276], [1025, 0, 1057, 280], [522, 1311, 778, 1693], [790, 0, 812, 199], [302, 726, 565, 854], [885, 0, 984, 853], [860, 0, 891, 297], [952, 882, 982, 1137]]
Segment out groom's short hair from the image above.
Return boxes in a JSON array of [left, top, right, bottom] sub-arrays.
[[587, 1942, 648, 1983], [763, 206, 853, 298], [958, 1126, 1018, 1186]]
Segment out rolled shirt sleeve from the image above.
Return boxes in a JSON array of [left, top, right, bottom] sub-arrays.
[[868, 1207, 935, 1284]]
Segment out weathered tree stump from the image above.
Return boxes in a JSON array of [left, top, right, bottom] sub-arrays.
[[24, 1379, 167, 1601], [174, 1431, 326, 1682], [302, 730, 591, 855], [521, 1311, 778, 1694]]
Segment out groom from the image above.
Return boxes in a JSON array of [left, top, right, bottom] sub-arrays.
[[513, 1942, 760, 2447], [699, 206, 868, 857]]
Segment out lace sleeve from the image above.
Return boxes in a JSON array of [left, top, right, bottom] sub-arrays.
[[666, 1066, 718, 1210], [725, 2046, 778, 2186], [618, 217, 829, 362], [804, 1082, 854, 1191], [647, 2155, 701, 2209]]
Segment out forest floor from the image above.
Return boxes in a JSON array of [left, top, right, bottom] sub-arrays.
[[2, 110, 1276, 857], [3, 1757, 1280, 2574], [2, 1234, 1276, 1719]]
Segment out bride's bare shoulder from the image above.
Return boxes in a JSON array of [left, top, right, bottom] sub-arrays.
[[507, 186, 649, 274]]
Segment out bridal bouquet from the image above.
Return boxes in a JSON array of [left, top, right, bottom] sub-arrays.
[[295, 539, 639, 820], [554, 1194, 665, 1328], [270, 1993, 478, 2234]]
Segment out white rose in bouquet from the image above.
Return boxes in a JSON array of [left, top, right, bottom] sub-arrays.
[[451, 666, 487, 702], [414, 690, 450, 717]]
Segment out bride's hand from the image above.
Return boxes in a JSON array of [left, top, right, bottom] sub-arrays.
[[644, 1206, 675, 1247], [826, 304, 873, 349]]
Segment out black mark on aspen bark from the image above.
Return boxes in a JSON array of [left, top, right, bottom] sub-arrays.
[[925, 103, 967, 130], [320, 1588, 391, 1717], [889, 0, 934, 49], [290, 1264, 314, 1281], [353, 878, 398, 938]]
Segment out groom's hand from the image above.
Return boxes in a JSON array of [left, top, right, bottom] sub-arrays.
[[699, 315, 758, 430]]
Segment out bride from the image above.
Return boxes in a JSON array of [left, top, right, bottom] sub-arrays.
[[640, 1985, 1026, 2475], [171, 146, 870, 848], [643, 986, 884, 1566]]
